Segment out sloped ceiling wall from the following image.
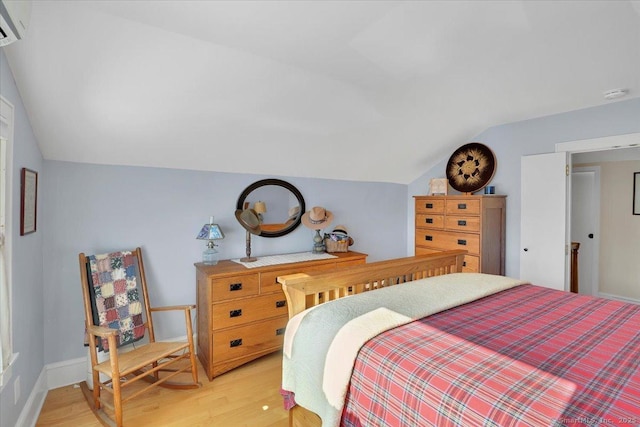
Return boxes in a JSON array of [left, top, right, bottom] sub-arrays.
[[4, 1, 640, 183]]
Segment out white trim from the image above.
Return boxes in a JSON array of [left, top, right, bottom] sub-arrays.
[[571, 166, 601, 297], [598, 292, 640, 305], [0, 351, 18, 391], [45, 356, 87, 390], [15, 367, 47, 427], [0, 95, 13, 385], [556, 132, 640, 153]]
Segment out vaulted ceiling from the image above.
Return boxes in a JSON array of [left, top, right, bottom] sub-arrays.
[[4, 1, 640, 183]]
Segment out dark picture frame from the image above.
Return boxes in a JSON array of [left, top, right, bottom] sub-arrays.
[[634, 172, 640, 216], [20, 168, 38, 235]]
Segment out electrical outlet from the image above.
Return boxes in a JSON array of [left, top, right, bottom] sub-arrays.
[[14, 376, 20, 405]]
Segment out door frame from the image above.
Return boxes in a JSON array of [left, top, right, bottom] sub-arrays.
[[554, 132, 640, 290], [571, 165, 600, 296]]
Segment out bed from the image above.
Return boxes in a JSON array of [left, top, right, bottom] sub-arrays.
[[277, 250, 640, 427]]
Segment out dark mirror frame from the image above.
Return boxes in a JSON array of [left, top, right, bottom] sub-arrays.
[[236, 179, 306, 238]]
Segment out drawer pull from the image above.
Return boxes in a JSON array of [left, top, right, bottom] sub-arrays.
[[426, 203, 433, 209], [463, 261, 467, 267], [276, 328, 286, 336], [229, 309, 242, 318], [426, 218, 433, 224], [458, 239, 467, 246], [458, 203, 467, 209], [425, 235, 433, 241], [458, 220, 467, 226], [276, 300, 286, 308], [230, 339, 243, 348], [229, 283, 242, 291]]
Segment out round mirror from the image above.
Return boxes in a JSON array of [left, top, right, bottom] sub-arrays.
[[236, 179, 305, 238]]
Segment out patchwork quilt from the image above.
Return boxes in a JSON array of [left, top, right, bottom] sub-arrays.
[[87, 251, 145, 352]]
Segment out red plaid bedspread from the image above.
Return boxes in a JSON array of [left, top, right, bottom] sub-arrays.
[[342, 285, 640, 427]]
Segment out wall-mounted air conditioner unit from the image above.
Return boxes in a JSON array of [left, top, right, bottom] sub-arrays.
[[0, 0, 31, 47]]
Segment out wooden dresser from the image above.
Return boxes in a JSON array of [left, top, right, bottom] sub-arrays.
[[195, 251, 367, 380], [414, 195, 506, 275]]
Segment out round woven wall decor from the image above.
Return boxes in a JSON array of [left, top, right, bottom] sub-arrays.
[[446, 142, 496, 193]]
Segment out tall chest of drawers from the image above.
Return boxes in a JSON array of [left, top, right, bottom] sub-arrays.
[[414, 195, 506, 275], [195, 251, 367, 380]]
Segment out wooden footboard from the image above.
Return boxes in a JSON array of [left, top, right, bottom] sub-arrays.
[[277, 250, 466, 427], [278, 250, 466, 319]]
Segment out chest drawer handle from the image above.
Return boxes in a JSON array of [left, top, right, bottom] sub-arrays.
[[276, 300, 286, 308], [229, 309, 242, 318], [458, 239, 467, 246], [425, 235, 433, 241], [276, 327, 286, 336], [230, 339, 243, 348], [229, 283, 242, 291], [426, 203, 433, 209], [426, 218, 433, 224], [458, 220, 467, 226], [458, 203, 467, 209]]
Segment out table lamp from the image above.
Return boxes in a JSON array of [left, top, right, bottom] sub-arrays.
[[196, 216, 225, 265], [253, 201, 267, 222]]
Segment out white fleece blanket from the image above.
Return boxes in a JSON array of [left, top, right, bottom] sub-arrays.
[[282, 273, 526, 427]]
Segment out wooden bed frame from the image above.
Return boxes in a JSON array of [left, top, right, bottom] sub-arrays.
[[277, 250, 466, 427]]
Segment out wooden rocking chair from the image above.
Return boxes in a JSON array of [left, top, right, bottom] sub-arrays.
[[79, 247, 201, 427]]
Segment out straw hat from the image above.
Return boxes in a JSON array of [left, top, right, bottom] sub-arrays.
[[332, 225, 348, 236], [301, 206, 333, 230], [330, 225, 354, 246], [235, 209, 262, 235]]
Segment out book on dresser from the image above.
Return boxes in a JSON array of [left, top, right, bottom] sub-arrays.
[[414, 195, 506, 275], [195, 251, 367, 380]]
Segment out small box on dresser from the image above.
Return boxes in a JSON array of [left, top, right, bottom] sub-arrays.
[[414, 195, 506, 275], [195, 251, 367, 380]]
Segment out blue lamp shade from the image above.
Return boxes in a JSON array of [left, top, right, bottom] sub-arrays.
[[197, 223, 225, 265], [196, 224, 225, 241]]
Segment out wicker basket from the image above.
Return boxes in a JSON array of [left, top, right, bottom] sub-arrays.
[[324, 238, 349, 253]]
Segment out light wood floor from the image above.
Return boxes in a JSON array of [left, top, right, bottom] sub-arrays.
[[36, 352, 288, 426]]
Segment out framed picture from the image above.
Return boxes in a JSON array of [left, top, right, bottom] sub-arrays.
[[20, 168, 38, 235], [634, 172, 640, 215]]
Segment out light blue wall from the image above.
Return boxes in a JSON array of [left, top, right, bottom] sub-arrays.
[[408, 97, 640, 278], [3, 37, 640, 426], [0, 50, 44, 427], [42, 162, 407, 364]]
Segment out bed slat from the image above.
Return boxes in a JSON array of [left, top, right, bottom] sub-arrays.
[[278, 250, 467, 319]]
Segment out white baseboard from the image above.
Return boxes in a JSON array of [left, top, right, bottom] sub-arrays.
[[43, 333, 195, 390], [598, 292, 640, 305], [15, 367, 47, 427], [46, 356, 87, 390]]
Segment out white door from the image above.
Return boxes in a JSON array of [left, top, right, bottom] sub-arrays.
[[571, 167, 599, 295], [520, 152, 569, 290]]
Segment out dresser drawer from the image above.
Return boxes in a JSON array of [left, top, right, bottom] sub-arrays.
[[416, 214, 444, 229], [262, 264, 335, 294], [416, 248, 479, 272], [212, 292, 288, 330], [445, 199, 480, 215], [212, 316, 288, 361], [462, 255, 480, 272], [415, 229, 480, 255], [210, 274, 259, 302], [415, 199, 445, 214], [444, 216, 480, 232]]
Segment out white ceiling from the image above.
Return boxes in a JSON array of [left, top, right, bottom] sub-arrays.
[[4, 1, 640, 184]]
